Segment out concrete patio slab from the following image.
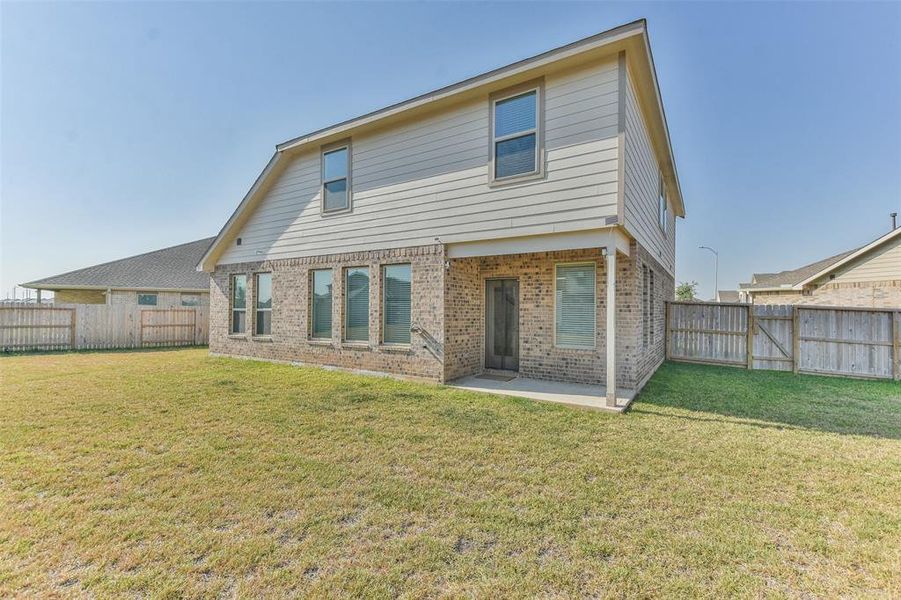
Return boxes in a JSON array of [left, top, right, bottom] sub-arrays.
[[448, 374, 635, 412]]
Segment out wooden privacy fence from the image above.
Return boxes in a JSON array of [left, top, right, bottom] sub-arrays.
[[666, 301, 901, 381], [0, 304, 208, 352]]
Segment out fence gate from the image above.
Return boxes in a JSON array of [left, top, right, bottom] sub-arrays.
[[751, 305, 794, 371], [140, 309, 197, 347], [666, 301, 901, 381]]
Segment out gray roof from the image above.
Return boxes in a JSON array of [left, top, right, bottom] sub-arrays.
[[23, 237, 215, 291], [716, 290, 741, 302], [739, 248, 858, 290]]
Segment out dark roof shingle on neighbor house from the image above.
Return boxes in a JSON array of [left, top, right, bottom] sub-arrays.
[[23, 237, 215, 292], [739, 248, 858, 290]]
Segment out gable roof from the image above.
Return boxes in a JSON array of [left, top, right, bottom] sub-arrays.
[[739, 227, 901, 291], [716, 290, 740, 303], [198, 19, 683, 272], [22, 238, 215, 292], [740, 249, 858, 290]]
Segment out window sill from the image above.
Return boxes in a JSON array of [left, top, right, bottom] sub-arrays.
[[341, 342, 371, 350], [488, 170, 545, 188], [307, 339, 334, 347], [379, 344, 412, 353], [227, 334, 248, 340], [320, 206, 353, 217], [553, 344, 597, 352], [251, 335, 273, 343]]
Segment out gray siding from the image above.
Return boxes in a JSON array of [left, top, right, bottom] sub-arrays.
[[218, 59, 621, 265], [622, 68, 675, 275]]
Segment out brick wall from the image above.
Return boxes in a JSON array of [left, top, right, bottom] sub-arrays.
[[443, 241, 672, 389], [210, 240, 671, 391], [209, 245, 445, 381]]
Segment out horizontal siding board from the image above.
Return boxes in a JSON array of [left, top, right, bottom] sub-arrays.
[[219, 58, 620, 265]]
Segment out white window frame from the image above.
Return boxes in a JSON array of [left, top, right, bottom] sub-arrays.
[[343, 266, 370, 343], [658, 174, 668, 235], [309, 268, 333, 341], [381, 263, 412, 346], [489, 80, 545, 185], [553, 261, 597, 350], [320, 140, 352, 215], [254, 272, 272, 337], [230, 274, 247, 335]]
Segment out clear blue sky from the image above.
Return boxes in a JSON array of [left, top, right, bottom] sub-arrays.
[[2, 2, 899, 299]]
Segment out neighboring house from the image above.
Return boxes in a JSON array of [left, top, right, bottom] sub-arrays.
[[198, 20, 685, 404], [738, 227, 901, 307], [23, 238, 215, 307], [715, 290, 741, 303]]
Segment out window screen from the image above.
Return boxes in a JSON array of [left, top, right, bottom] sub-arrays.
[[555, 264, 596, 348], [344, 267, 369, 342], [311, 269, 333, 339], [255, 273, 272, 336], [322, 146, 349, 212], [231, 275, 246, 334], [382, 264, 411, 344], [493, 90, 538, 179]]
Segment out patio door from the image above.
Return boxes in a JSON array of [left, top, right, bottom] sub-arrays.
[[485, 279, 519, 371]]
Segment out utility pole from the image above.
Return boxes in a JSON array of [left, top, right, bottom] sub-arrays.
[[699, 246, 719, 301]]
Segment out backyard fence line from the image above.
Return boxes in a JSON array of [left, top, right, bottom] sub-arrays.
[[666, 301, 901, 381], [0, 304, 208, 352]]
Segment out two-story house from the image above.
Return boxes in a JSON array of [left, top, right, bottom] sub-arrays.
[[198, 20, 685, 407]]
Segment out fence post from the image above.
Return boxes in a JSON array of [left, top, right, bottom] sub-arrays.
[[893, 311, 900, 381], [792, 306, 801, 374], [664, 302, 671, 361], [69, 308, 77, 350], [746, 304, 754, 370]]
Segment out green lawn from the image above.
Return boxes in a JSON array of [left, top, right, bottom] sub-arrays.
[[1, 349, 899, 598]]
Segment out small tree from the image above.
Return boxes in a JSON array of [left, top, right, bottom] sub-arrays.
[[675, 281, 698, 301]]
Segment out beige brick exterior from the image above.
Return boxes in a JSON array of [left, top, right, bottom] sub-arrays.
[[209, 245, 445, 381], [210, 240, 672, 391], [749, 280, 901, 308]]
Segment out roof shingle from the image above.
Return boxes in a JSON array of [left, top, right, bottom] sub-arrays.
[[23, 238, 215, 291]]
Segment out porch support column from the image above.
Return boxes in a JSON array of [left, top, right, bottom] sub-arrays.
[[605, 248, 616, 408], [36, 289, 42, 304]]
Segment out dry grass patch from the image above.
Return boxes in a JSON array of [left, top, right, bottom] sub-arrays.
[[1, 349, 899, 597]]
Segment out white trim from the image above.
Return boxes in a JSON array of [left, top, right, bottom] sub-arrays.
[[553, 261, 597, 350], [605, 250, 617, 407], [793, 227, 901, 289], [447, 228, 630, 259]]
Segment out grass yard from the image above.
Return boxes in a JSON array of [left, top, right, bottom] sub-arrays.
[[1, 349, 899, 598]]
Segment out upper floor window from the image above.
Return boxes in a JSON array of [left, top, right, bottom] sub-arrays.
[[231, 275, 247, 334], [137, 293, 157, 306], [492, 86, 541, 181], [255, 273, 272, 336], [658, 175, 668, 234], [321, 144, 350, 213]]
